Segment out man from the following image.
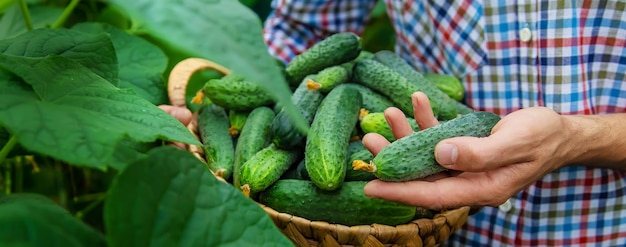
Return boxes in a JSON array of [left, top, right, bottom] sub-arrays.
[[261, 0, 626, 245]]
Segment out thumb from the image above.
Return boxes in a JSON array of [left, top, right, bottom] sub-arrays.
[[434, 134, 529, 172]]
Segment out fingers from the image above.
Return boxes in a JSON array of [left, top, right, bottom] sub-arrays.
[[362, 133, 390, 156], [411, 92, 439, 130], [158, 105, 192, 126], [363, 172, 512, 210], [384, 107, 414, 140], [434, 132, 532, 172]]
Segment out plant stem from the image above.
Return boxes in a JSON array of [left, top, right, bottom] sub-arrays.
[[75, 193, 106, 220], [73, 192, 106, 203], [4, 163, 11, 195], [54, 162, 68, 207], [15, 157, 22, 193], [0, 135, 17, 166], [18, 0, 33, 30], [51, 0, 81, 29]]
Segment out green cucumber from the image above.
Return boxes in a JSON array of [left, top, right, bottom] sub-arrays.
[[359, 112, 419, 142], [305, 84, 362, 190], [353, 59, 437, 117], [423, 73, 465, 102], [239, 144, 301, 194], [342, 83, 395, 113], [258, 179, 417, 226], [228, 109, 249, 137], [455, 101, 475, 115], [285, 32, 362, 86], [353, 112, 501, 181], [346, 149, 376, 181], [372, 51, 458, 120], [202, 74, 274, 111], [233, 106, 275, 188], [314, 65, 350, 93], [197, 103, 235, 180], [270, 78, 324, 149], [341, 50, 375, 72]]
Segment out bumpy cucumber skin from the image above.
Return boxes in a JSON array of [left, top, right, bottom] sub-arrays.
[[239, 144, 301, 193], [353, 59, 438, 117], [342, 83, 395, 113], [359, 112, 419, 142], [346, 149, 376, 181], [202, 74, 273, 111], [258, 179, 417, 226], [285, 32, 362, 86], [372, 51, 458, 120], [315, 65, 350, 93], [270, 79, 324, 149], [233, 106, 275, 188], [305, 84, 362, 191], [455, 101, 475, 115], [370, 112, 501, 181], [228, 109, 249, 137], [423, 73, 465, 102], [197, 103, 235, 180]]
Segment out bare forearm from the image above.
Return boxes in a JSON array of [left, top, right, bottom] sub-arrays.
[[564, 113, 626, 170]]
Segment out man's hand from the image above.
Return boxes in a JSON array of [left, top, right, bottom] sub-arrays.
[[361, 92, 575, 210], [158, 105, 193, 149]]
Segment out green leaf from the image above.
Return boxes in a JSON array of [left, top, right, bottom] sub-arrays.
[[0, 193, 107, 247], [72, 22, 169, 105], [0, 54, 201, 170], [108, 0, 309, 133], [105, 146, 294, 247], [0, 4, 63, 39], [0, 28, 118, 86]]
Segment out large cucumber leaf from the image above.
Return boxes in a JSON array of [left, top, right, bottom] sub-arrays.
[[107, 0, 309, 134], [0, 3, 63, 39], [0, 28, 118, 86], [0, 193, 107, 247], [72, 22, 169, 105], [105, 146, 294, 247], [0, 54, 200, 170]]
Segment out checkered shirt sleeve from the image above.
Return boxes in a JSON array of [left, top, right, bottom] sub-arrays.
[[263, 0, 378, 64], [264, 0, 626, 246]]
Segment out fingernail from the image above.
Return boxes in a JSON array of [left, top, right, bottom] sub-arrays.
[[436, 143, 458, 166]]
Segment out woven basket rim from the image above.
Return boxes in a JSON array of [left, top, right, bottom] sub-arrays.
[[167, 57, 472, 246]]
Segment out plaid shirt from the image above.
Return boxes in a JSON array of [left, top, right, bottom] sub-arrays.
[[264, 0, 626, 246]]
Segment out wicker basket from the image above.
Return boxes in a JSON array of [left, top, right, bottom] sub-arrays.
[[167, 58, 472, 247]]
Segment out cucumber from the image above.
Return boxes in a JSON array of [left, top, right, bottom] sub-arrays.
[[270, 78, 324, 149], [202, 74, 274, 111], [233, 106, 275, 188], [239, 144, 301, 194], [345, 149, 376, 181], [423, 73, 465, 102], [455, 101, 475, 115], [353, 112, 501, 181], [197, 103, 235, 180], [342, 83, 395, 113], [285, 32, 362, 86], [305, 84, 362, 190], [347, 139, 366, 155], [359, 112, 419, 142], [372, 51, 458, 120], [314, 65, 350, 93], [353, 59, 438, 117], [258, 179, 417, 226], [341, 50, 375, 72], [228, 109, 249, 137]]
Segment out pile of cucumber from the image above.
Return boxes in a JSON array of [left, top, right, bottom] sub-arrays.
[[195, 32, 501, 226]]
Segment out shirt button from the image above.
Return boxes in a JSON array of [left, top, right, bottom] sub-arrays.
[[520, 27, 532, 42], [498, 199, 513, 212]]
